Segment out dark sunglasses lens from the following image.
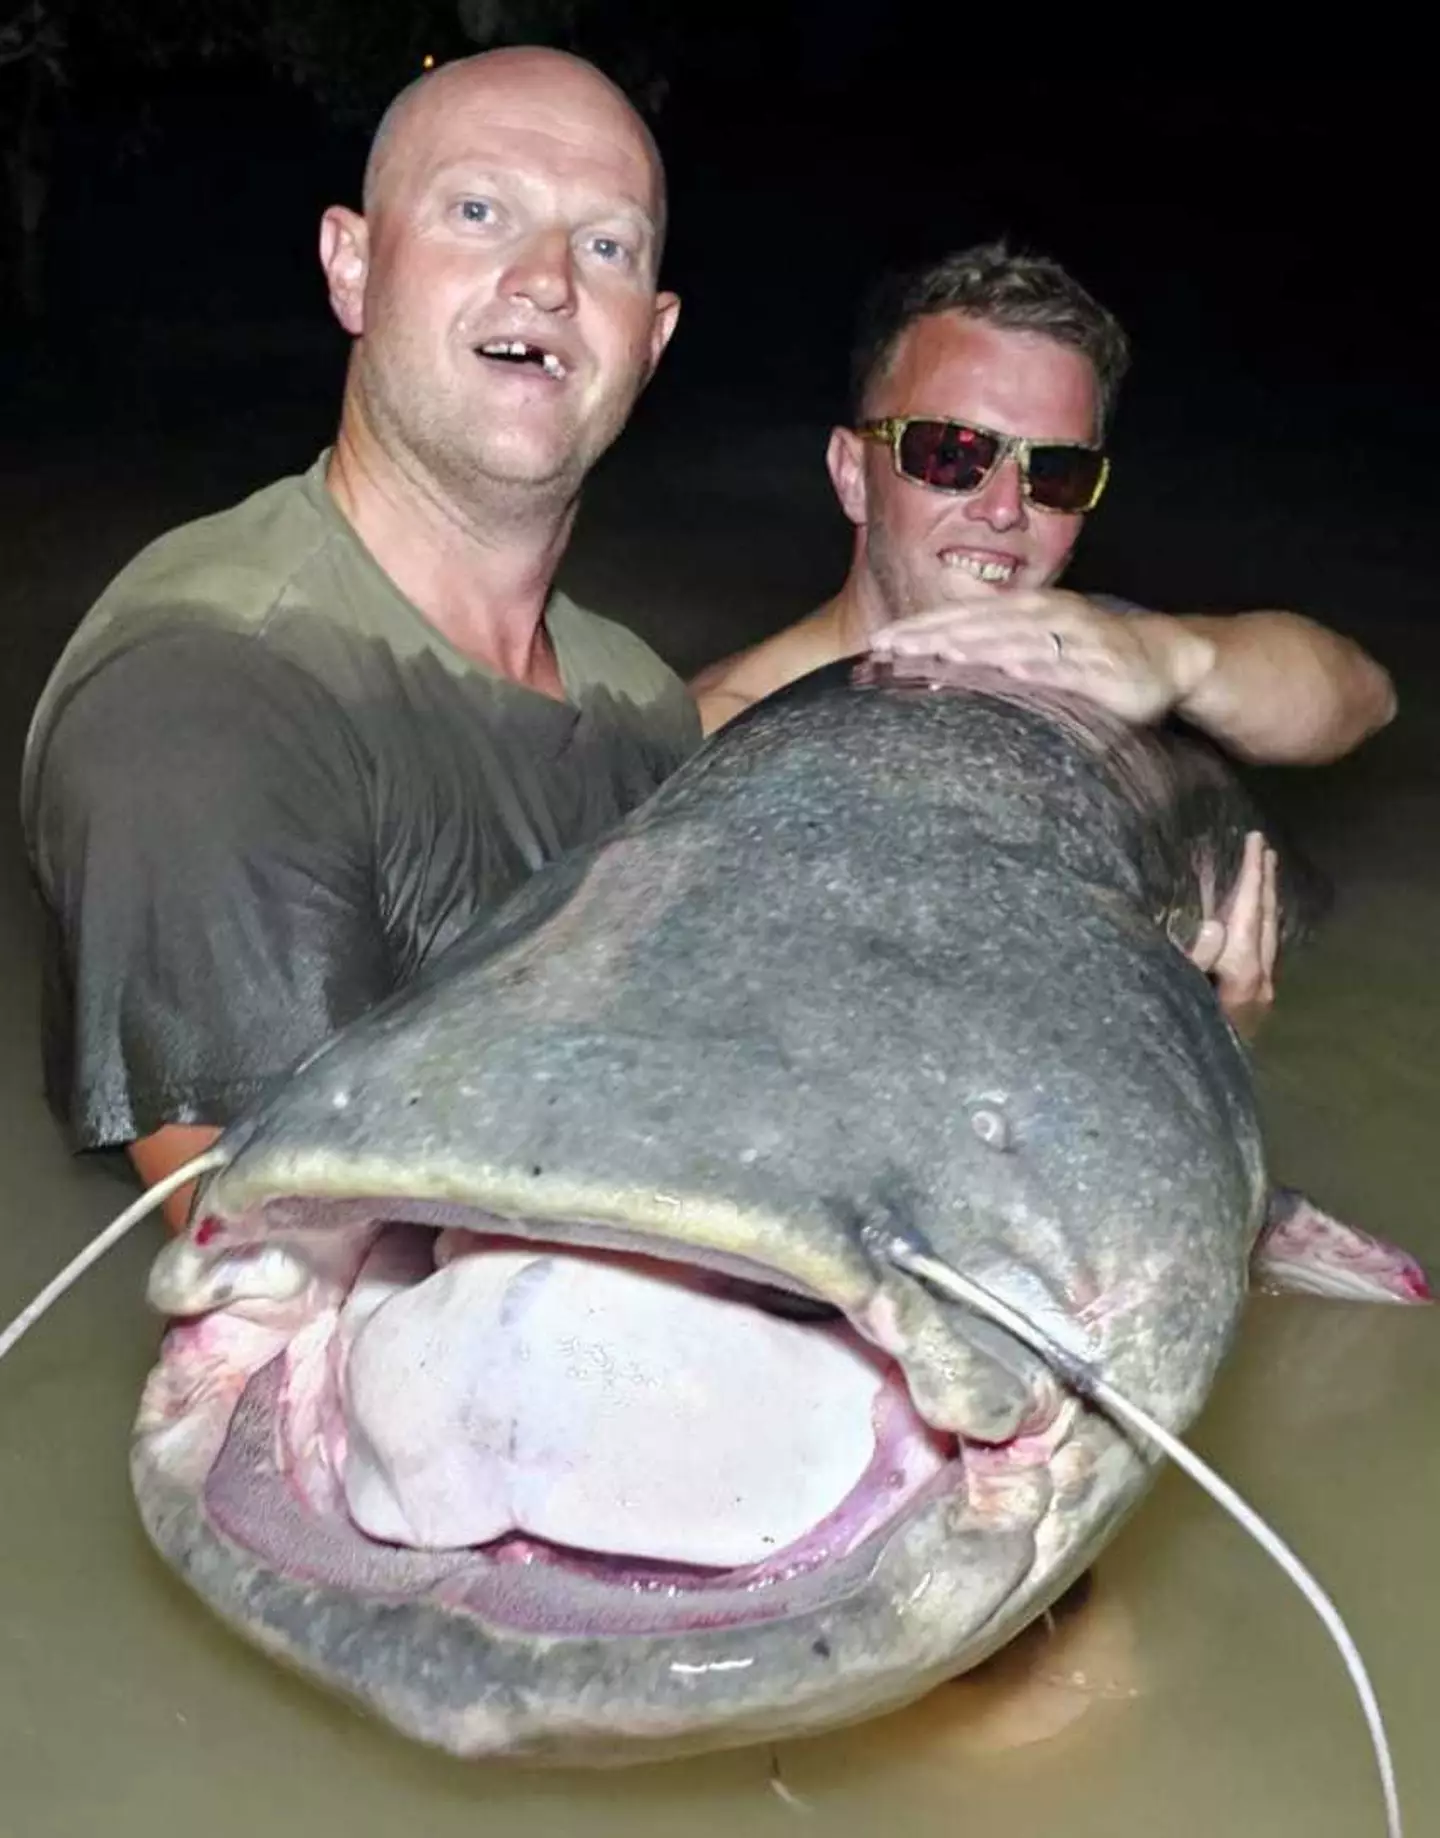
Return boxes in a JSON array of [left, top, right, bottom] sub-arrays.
[[1025, 444, 1106, 512], [896, 419, 999, 492]]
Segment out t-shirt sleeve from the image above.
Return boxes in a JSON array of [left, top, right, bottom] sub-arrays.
[[28, 625, 394, 1150]]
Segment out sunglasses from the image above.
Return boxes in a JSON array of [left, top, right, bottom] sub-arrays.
[[857, 416, 1110, 515]]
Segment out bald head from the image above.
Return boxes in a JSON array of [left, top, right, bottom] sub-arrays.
[[362, 48, 667, 256], [318, 40, 681, 520]]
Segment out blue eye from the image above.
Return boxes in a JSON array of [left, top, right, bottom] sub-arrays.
[[588, 234, 632, 266], [458, 199, 494, 224]]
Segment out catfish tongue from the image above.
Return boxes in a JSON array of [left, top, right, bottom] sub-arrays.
[[340, 1237, 888, 1567]]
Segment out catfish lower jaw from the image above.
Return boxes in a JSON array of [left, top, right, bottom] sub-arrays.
[[139, 1207, 1056, 1639]]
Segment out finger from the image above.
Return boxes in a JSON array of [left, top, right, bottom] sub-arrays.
[[1218, 832, 1264, 936], [877, 629, 1169, 727], [876, 622, 1039, 657], [1259, 846, 1280, 987], [892, 656, 1083, 695], [1188, 917, 1227, 975], [879, 629, 1113, 674], [880, 604, 1089, 640], [875, 601, 1095, 649], [874, 589, 1118, 653], [1213, 834, 1267, 991], [1193, 835, 1276, 1028], [870, 606, 998, 647]]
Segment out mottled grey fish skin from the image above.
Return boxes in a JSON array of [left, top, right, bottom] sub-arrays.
[[133, 661, 1303, 1762]]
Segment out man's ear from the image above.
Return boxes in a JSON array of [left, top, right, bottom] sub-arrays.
[[320, 205, 370, 336], [827, 424, 869, 528], [645, 290, 681, 380]]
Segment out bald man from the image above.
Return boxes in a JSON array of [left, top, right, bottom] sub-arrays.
[[22, 50, 694, 1229]]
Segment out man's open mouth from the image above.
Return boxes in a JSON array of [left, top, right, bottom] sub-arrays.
[[150, 1211, 1003, 1642], [938, 548, 1020, 586], [476, 338, 570, 380]]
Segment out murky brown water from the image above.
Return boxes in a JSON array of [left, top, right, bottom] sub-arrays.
[[2, 769, 1436, 1838], [3, 427, 1436, 1837]]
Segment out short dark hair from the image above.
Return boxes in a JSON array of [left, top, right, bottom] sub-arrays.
[[849, 239, 1131, 431]]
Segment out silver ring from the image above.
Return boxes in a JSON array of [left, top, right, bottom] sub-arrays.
[[1050, 630, 1065, 660]]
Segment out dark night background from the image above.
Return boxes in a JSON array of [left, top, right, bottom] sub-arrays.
[[1, 28, 1439, 1814], [0, 11, 1432, 812]]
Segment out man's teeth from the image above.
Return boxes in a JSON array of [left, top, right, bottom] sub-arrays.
[[478, 339, 569, 380], [944, 554, 1017, 585]]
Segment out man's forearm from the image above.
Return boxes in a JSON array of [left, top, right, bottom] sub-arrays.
[[1150, 610, 1397, 765]]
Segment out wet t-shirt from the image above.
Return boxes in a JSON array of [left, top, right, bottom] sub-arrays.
[[21, 451, 702, 1151]]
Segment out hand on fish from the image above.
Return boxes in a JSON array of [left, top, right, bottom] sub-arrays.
[[868, 596, 1278, 1037], [868, 589, 1215, 729], [1188, 829, 1279, 1040]]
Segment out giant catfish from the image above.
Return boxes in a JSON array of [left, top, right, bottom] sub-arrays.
[[122, 659, 1426, 1767]]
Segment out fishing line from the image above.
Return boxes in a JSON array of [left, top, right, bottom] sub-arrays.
[[885, 1237, 1403, 1838], [0, 1149, 229, 1366]]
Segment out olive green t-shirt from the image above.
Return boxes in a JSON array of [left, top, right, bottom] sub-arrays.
[[21, 452, 702, 1151]]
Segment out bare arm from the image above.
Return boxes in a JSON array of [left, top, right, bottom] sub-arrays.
[[871, 593, 1397, 768], [696, 592, 1395, 764], [1150, 609, 1397, 766], [128, 1123, 224, 1235]]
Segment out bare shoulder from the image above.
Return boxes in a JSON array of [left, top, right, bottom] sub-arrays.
[[691, 606, 846, 735]]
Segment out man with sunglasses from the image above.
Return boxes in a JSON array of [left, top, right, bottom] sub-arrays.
[[691, 241, 1397, 1031]]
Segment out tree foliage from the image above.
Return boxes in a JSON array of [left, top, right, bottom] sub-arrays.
[[0, 0, 684, 318]]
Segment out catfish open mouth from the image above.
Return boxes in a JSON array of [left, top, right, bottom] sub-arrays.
[[144, 1208, 982, 1642]]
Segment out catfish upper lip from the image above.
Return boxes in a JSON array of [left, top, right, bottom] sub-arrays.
[[171, 1199, 1054, 1451], [174, 1201, 847, 1321]]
